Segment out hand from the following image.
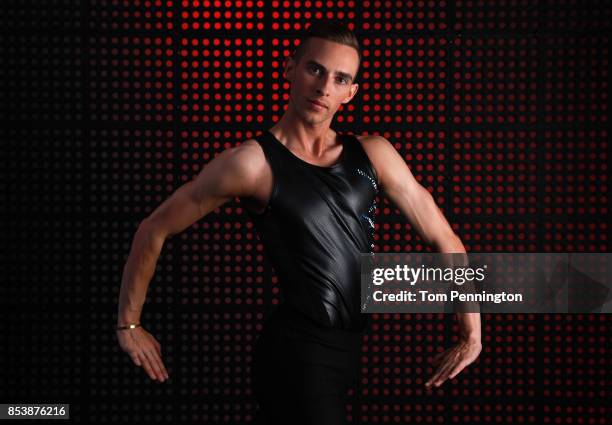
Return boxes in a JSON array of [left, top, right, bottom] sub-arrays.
[[116, 326, 169, 382], [424, 338, 481, 388]]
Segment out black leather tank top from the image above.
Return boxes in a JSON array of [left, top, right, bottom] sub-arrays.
[[247, 129, 379, 332]]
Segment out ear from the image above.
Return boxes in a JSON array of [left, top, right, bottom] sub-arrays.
[[342, 83, 359, 104], [283, 56, 296, 82]]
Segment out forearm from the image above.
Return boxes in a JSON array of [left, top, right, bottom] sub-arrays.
[[434, 233, 482, 342], [456, 312, 481, 342], [117, 220, 166, 325]]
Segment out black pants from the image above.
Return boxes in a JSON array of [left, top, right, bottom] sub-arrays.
[[251, 304, 363, 425]]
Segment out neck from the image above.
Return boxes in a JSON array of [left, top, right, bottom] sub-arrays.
[[269, 103, 335, 157]]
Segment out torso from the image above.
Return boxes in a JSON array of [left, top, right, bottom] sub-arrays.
[[240, 131, 374, 215], [244, 128, 380, 330]]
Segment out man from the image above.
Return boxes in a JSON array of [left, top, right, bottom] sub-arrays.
[[116, 19, 481, 424]]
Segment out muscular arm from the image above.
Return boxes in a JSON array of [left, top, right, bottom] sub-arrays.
[[359, 135, 459, 249], [117, 141, 264, 325], [359, 135, 481, 387]]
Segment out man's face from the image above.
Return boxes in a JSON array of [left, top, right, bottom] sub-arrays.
[[283, 37, 360, 124]]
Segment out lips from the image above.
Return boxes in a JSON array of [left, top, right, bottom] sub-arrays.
[[308, 99, 328, 108]]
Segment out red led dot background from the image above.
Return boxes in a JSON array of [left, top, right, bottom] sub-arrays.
[[1, 1, 610, 424]]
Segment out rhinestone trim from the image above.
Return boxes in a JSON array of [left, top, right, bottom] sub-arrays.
[[356, 168, 378, 310], [356, 167, 378, 192]]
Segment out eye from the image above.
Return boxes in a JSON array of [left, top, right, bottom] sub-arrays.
[[337, 77, 348, 84], [308, 64, 321, 74]]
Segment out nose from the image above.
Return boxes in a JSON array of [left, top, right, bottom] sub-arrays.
[[314, 74, 333, 97]]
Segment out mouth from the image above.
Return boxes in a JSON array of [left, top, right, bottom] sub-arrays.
[[307, 98, 328, 109]]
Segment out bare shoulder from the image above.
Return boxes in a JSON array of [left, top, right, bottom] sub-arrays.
[[355, 133, 394, 152], [183, 136, 269, 203], [217, 138, 267, 179], [226, 138, 264, 163], [224, 137, 273, 202], [237, 138, 262, 153], [354, 134, 398, 185]]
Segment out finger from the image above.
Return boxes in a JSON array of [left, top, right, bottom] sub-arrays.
[[142, 333, 163, 362], [136, 351, 159, 381], [430, 352, 442, 365], [424, 371, 438, 388], [128, 331, 159, 380], [145, 335, 161, 357], [153, 340, 162, 357], [448, 358, 471, 380], [142, 348, 166, 381], [432, 347, 449, 360], [426, 348, 457, 383], [430, 351, 447, 367], [426, 360, 445, 386], [431, 347, 449, 361], [142, 349, 164, 381], [131, 331, 167, 380], [427, 355, 458, 387], [431, 345, 455, 367], [150, 348, 169, 379], [433, 359, 460, 387], [425, 362, 449, 388]]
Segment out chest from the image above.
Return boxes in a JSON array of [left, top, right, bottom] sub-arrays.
[[273, 164, 377, 223]]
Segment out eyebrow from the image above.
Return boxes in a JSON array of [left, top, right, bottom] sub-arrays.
[[305, 59, 354, 82]]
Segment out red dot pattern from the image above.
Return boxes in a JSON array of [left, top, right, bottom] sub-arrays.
[[2, 1, 611, 424]]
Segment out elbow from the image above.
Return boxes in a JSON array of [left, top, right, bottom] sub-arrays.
[[138, 217, 169, 241], [433, 232, 465, 253]]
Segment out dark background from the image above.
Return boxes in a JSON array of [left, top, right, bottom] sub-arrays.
[[1, 1, 610, 423]]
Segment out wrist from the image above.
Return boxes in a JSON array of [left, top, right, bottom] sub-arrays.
[[117, 313, 141, 326], [460, 331, 481, 344], [116, 323, 141, 331]]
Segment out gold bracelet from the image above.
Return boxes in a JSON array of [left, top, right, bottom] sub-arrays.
[[116, 323, 141, 331]]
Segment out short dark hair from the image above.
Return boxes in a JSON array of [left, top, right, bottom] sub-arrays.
[[292, 19, 362, 83]]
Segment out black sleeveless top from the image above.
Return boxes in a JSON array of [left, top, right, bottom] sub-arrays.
[[247, 129, 379, 332]]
